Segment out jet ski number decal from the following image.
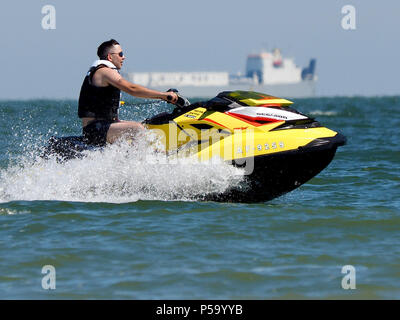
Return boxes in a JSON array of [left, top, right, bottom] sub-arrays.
[[238, 141, 285, 154]]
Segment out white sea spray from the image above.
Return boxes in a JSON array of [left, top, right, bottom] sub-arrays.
[[0, 131, 244, 203]]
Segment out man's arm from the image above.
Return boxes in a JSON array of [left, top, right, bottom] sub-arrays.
[[100, 68, 178, 103]]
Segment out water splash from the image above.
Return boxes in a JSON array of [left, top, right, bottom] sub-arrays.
[[0, 131, 244, 203]]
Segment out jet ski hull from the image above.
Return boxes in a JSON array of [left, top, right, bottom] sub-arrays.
[[41, 136, 101, 162], [204, 133, 346, 202]]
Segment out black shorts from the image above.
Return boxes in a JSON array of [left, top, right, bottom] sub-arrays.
[[83, 120, 115, 146]]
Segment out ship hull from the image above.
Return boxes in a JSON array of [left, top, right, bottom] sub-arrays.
[[143, 80, 316, 98]]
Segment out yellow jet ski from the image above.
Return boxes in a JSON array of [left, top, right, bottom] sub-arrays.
[[44, 90, 345, 202], [143, 90, 346, 202]]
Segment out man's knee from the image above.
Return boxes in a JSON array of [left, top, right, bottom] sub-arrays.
[[130, 122, 145, 130], [106, 121, 144, 143]]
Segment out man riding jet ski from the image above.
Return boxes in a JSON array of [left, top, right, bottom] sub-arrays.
[[78, 39, 178, 146], [45, 38, 179, 161], [44, 90, 346, 202]]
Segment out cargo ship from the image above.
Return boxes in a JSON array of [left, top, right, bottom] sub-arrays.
[[124, 49, 317, 98]]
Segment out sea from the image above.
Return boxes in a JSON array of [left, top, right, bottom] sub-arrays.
[[0, 95, 399, 300]]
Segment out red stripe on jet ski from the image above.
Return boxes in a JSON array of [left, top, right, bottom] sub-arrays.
[[258, 104, 283, 108], [203, 118, 229, 129]]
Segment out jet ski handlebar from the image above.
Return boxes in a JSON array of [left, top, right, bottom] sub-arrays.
[[166, 88, 191, 109]]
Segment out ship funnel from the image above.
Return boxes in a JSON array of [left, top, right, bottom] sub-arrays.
[[301, 59, 316, 80]]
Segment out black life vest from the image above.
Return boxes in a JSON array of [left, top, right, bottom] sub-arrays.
[[78, 60, 121, 120]]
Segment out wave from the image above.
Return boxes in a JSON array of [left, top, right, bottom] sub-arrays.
[[308, 110, 338, 116]]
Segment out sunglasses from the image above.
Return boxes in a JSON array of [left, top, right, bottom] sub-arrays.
[[110, 51, 124, 57]]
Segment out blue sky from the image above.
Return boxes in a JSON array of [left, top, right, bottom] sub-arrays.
[[0, 0, 399, 99]]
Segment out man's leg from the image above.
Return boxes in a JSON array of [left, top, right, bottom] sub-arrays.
[[106, 121, 144, 144]]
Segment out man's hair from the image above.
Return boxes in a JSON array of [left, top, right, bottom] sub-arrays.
[[97, 39, 120, 59]]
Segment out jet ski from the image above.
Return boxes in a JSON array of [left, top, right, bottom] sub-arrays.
[[43, 90, 346, 202]]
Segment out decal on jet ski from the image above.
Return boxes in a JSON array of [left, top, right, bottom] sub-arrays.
[[237, 141, 285, 154], [236, 145, 254, 154], [184, 109, 204, 119], [227, 107, 308, 124]]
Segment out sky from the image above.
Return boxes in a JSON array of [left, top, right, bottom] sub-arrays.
[[0, 0, 399, 99]]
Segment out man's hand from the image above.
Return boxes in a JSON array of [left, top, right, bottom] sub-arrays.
[[165, 92, 178, 104]]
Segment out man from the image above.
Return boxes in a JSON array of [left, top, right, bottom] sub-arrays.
[[78, 39, 178, 145]]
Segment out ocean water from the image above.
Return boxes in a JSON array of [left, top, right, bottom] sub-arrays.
[[0, 95, 399, 299]]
